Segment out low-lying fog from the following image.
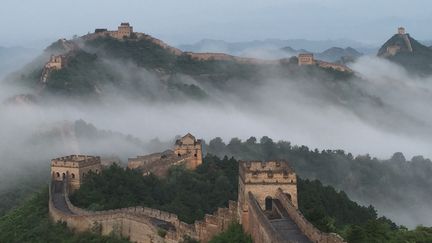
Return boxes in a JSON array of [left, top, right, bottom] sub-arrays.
[[1, 52, 432, 228]]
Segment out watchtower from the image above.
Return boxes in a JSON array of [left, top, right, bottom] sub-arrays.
[[298, 53, 314, 66], [238, 160, 298, 226], [117, 22, 133, 38], [398, 27, 406, 35], [174, 133, 203, 170], [51, 155, 102, 191], [45, 55, 65, 70]]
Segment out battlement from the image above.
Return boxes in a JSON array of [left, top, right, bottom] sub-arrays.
[[93, 22, 133, 40], [239, 160, 296, 184], [51, 155, 101, 168]]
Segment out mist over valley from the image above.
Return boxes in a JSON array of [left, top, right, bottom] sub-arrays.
[[1, 9, 432, 241]]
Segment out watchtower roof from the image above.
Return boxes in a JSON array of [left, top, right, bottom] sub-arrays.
[[175, 133, 202, 145]]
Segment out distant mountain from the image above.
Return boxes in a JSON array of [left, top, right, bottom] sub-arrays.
[[6, 32, 354, 101], [378, 31, 432, 75], [281, 46, 363, 63], [178, 38, 377, 56], [318, 47, 362, 63]]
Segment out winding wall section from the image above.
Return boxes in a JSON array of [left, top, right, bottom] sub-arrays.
[[49, 179, 238, 243]]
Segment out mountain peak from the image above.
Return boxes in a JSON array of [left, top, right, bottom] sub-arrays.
[[377, 27, 432, 75]]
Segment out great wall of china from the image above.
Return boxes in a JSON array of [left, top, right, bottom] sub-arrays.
[[50, 178, 238, 243], [48, 133, 346, 243], [39, 22, 353, 85]]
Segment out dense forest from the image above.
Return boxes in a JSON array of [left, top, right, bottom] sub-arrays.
[[71, 156, 239, 224]]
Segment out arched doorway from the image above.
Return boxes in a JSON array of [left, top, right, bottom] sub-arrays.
[[62, 173, 66, 180], [265, 196, 273, 211]]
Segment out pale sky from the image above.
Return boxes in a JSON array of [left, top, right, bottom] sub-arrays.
[[0, 0, 430, 48]]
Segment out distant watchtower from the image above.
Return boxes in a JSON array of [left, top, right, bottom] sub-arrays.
[[298, 53, 315, 66], [51, 155, 101, 191], [174, 133, 203, 170], [398, 27, 406, 35], [238, 161, 298, 226], [117, 22, 133, 39]]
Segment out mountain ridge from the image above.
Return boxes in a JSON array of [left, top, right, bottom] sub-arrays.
[[377, 29, 432, 75]]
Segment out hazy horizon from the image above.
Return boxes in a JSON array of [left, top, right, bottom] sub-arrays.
[[1, 0, 431, 48]]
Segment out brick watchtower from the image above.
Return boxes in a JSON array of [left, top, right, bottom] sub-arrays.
[[51, 155, 101, 191], [174, 133, 203, 170], [238, 160, 298, 229]]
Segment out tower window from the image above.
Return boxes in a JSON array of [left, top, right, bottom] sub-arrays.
[[252, 171, 259, 178], [71, 173, 75, 179], [267, 171, 274, 178], [265, 196, 273, 211]]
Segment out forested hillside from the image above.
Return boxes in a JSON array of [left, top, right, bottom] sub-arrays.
[[8, 36, 353, 101]]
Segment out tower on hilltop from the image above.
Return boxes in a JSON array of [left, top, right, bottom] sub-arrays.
[[117, 22, 133, 38], [398, 27, 406, 35], [174, 133, 203, 170], [51, 155, 101, 191], [298, 53, 315, 66]]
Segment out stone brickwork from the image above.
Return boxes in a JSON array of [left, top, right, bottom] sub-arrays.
[[174, 133, 203, 170], [49, 175, 238, 243], [128, 151, 190, 177], [276, 189, 345, 243], [238, 160, 298, 229], [298, 53, 315, 66], [51, 155, 101, 191], [246, 192, 286, 243], [127, 133, 204, 174]]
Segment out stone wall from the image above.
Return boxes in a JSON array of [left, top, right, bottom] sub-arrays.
[[316, 61, 353, 73], [246, 192, 286, 243], [184, 52, 277, 65], [127, 151, 192, 177], [275, 188, 346, 243], [49, 180, 238, 243]]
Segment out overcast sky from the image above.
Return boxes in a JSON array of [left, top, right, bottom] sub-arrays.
[[0, 0, 431, 48]]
